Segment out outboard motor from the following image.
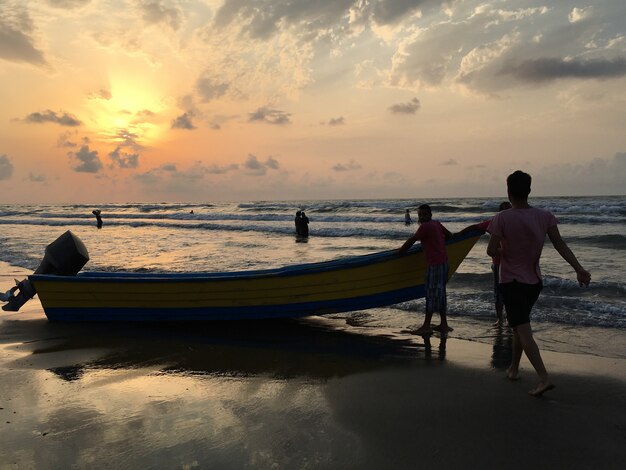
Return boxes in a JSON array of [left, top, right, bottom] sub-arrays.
[[1, 231, 89, 312]]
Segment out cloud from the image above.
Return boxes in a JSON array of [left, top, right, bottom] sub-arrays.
[[27, 172, 46, 183], [441, 159, 458, 166], [134, 168, 162, 184], [111, 128, 145, 150], [332, 160, 362, 172], [371, 0, 430, 26], [500, 57, 626, 83], [569, 7, 593, 24], [387, 3, 626, 94], [88, 89, 112, 100], [46, 0, 91, 8], [327, 116, 345, 126], [57, 132, 78, 148], [388, 98, 420, 114], [0, 154, 14, 180], [161, 163, 177, 172], [25, 110, 82, 126], [213, 0, 357, 40], [171, 112, 196, 130], [0, 5, 46, 66], [249, 107, 291, 125], [206, 163, 239, 174], [265, 156, 279, 169], [140, 0, 182, 30], [244, 154, 280, 175], [534, 152, 626, 195], [196, 76, 230, 102], [69, 145, 102, 173], [137, 109, 156, 117], [108, 146, 139, 169]]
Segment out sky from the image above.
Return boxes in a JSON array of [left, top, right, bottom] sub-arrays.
[[1, 0, 625, 203]]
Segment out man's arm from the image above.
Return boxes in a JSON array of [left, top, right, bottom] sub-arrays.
[[487, 233, 502, 259], [454, 223, 485, 238], [398, 235, 418, 254], [547, 225, 591, 287]]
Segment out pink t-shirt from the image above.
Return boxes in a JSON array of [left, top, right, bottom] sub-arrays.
[[414, 220, 448, 266], [487, 207, 557, 284]]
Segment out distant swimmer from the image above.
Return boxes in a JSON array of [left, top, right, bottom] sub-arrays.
[[92, 209, 103, 229], [295, 210, 310, 237], [405, 209, 412, 225], [295, 210, 302, 235], [299, 211, 310, 237]]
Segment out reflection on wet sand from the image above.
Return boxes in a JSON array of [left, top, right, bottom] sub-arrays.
[[1, 316, 433, 382], [0, 315, 448, 468], [491, 326, 513, 370], [424, 334, 447, 361]]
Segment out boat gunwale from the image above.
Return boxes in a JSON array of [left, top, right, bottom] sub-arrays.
[[29, 232, 480, 283]]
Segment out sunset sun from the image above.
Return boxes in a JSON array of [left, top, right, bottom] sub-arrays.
[[91, 77, 168, 147]]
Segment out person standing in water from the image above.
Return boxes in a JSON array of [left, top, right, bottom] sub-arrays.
[[299, 211, 310, 237], [487, 171, 590, 397], [294, 211, 302, 235], [92, 209, 103, 229], [405, 209, 412, 225], [399, 204, 453, 335], [454, 201, 512, 326]]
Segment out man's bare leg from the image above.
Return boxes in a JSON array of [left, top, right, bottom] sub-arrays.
[[493, 300, 504, 327], [515, 323, 555, 396]]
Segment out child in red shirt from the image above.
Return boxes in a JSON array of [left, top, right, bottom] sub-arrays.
[[399, 204, 453, 335]]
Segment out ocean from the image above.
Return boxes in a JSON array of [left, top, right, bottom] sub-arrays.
[[1, 196, 624, 359]]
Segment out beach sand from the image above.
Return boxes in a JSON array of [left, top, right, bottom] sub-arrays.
[[1, 264, 625, 469]]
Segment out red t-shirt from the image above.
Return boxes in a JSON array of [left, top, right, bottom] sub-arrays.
[[414, 220, 448, 265], [476, 220, 491, 232], [488, 207, 557, 284]]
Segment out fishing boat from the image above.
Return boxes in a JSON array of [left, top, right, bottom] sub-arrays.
[[1, 231, 480, 321]]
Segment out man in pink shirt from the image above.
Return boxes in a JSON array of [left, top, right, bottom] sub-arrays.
[[487, 171, 591, 397], [399, 204, 453, 335]]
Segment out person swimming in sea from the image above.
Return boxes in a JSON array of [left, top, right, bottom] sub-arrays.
[[92, 209, 103, 229]]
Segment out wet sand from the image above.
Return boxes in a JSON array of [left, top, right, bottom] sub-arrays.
[[1, 265, 626, 469]]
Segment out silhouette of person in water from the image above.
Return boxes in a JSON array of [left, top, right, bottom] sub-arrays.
[[92, 209, 103, 229], [487, 170, 590, 397], [454, 201, 512, 326], [298, 211, 309, 237], [294, 211, 302, 235], [405, 209, 412, 225]]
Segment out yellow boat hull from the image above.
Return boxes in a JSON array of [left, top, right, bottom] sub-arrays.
[[30, 234, 480, 321]]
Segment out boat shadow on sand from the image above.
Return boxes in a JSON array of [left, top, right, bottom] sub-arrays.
[[0, 316, 449, 383]]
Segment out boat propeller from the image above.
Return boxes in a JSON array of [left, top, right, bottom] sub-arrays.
[[1, 231, 89, 312]]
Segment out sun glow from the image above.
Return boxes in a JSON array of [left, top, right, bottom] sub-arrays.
[[91, 76, 169, 147]]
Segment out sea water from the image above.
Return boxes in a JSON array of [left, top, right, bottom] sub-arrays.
[[0, 197, 624, 358]]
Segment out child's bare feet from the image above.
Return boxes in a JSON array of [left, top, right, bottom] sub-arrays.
[[413, 325, 433, 335]]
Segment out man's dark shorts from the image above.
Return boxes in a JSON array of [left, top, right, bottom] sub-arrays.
[[499, 280, 543, 327]]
